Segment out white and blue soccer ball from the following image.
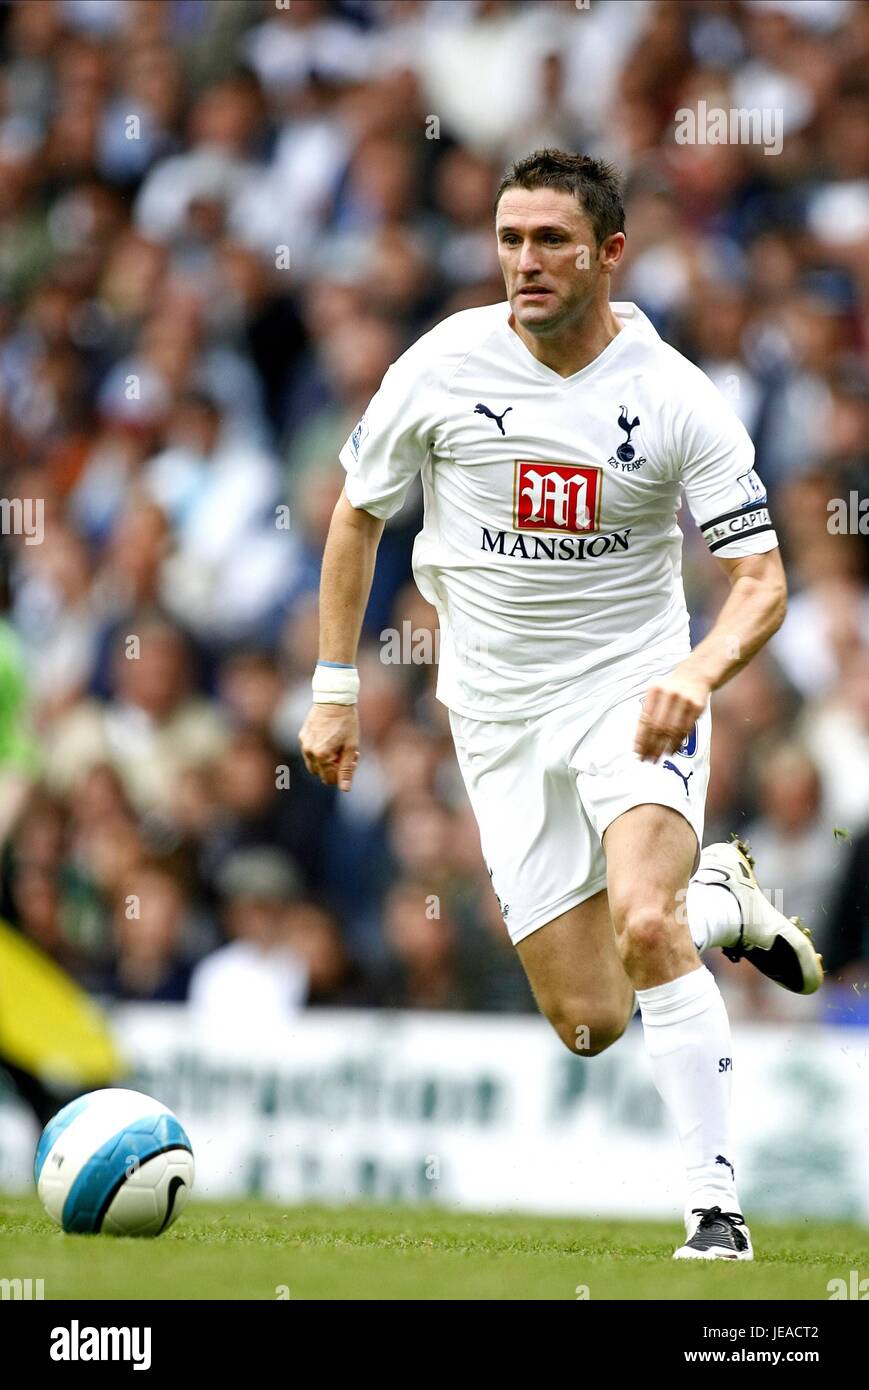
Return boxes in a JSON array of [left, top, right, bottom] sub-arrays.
[[34, 1088, 194, 1236]]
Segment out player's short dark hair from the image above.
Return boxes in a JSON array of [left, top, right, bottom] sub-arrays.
[[494, 149, 625, 246]]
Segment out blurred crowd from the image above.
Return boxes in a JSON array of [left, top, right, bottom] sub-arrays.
[[0, 0, 867, 1029]]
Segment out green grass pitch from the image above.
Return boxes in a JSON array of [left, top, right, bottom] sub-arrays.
[[1, 1196, 866, 1300]]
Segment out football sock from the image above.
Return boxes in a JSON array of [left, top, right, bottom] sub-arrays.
[[635, 963, 741, 1216], [686, 878, 742, 953]]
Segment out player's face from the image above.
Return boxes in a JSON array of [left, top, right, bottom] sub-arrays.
[[496, 188, 615, 335]]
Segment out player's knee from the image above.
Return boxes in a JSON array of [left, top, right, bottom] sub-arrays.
[[613, 904, 671, 970], [546, 1001, 629, 1057]]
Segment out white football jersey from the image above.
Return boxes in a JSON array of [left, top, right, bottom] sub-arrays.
[[340, 301, 778, 720]]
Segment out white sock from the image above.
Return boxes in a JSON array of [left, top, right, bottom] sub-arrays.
[[686, 880, 741, 953], [636, 964, 741, 1220]]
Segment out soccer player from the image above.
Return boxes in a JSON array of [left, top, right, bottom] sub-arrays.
[[299, 149, 823, 1260]]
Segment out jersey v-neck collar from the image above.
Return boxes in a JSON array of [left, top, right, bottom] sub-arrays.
[[501, 301, 638, 388]]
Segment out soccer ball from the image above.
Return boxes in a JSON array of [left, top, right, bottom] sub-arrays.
[[34, 1088, 194, 1236]]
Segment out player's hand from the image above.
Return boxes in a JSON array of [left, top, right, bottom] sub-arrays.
[[299, 704, 360, 791], [634, 668, 709, 763]]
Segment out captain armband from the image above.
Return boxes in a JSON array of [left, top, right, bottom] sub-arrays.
[[699, 503, 776, 554]]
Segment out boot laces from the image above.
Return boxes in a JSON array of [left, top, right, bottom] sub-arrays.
[[690, 1206, 748, 1249]]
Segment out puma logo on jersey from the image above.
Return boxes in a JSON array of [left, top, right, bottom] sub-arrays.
[[474, 402, 512, 435], [662, 760, 693, 796]]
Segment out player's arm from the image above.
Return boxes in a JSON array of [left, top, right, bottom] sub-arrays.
[[636, 362, 784, 763], [299, 341, 435, 788], [317, 488, 386, 666], [635, 548, 786, 762], [299, 491, 385, 791]]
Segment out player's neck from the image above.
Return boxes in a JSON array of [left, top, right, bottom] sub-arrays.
[[509, 300, 623, 378]]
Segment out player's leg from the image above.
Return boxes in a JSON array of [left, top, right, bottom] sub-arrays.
[[687, 840, 824, 994], [449, 705, 635, 1057], [603, 802, 700, 988], [602, 803, 751, 1259], [515, 888, 636, 1057], [572, 693, 751, 1258]]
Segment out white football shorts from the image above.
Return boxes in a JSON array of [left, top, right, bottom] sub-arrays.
[[449, 692, 711, 946]]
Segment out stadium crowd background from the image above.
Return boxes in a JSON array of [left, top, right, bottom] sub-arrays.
[[0, 0, 866, 1031]]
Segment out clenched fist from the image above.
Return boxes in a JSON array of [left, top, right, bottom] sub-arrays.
[[299, 704, 360, 791], [635, 667, 709, 763]]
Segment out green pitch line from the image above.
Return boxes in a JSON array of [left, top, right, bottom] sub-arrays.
[[0, 1197, 866, 1301]]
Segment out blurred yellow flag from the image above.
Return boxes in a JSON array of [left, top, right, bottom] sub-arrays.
[[0, 918, 122, 1086]]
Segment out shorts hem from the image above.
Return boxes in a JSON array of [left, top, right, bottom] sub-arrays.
[[508, 874, 610, 947], [595, 794, 704, 849]]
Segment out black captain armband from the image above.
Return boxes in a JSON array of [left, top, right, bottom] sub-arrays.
[[699, 502, 775, 553]]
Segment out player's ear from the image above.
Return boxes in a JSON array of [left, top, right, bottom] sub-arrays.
[[599, 232, 626, 274]]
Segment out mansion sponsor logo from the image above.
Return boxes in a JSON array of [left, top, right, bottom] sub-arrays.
[[50, 1321, 151, 1370], [481, 526, 632, 561], [674, 101, 783, 156], [514, 461, 602, 534]]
